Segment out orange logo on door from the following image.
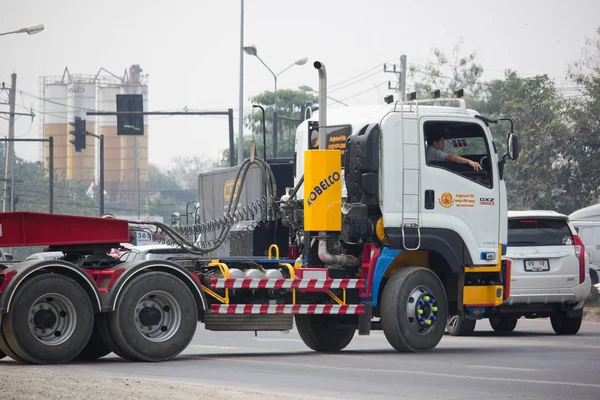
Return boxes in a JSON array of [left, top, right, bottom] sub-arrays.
[[439, 192, 454, 208]]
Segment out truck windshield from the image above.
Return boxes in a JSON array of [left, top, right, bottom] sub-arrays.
[[508, 218, 573, 247]]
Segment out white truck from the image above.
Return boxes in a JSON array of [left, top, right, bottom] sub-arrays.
[[0, 61, 519, 364]]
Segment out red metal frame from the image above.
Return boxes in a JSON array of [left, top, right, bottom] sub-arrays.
[[0, 212, 130, 248], [360, 244, 381, 299], [503, 259, 512, 300]]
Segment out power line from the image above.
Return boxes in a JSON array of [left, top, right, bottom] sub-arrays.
[[340, 81, 388, 102], [329, 69, 383, 93], [328, 62, 384, 90]]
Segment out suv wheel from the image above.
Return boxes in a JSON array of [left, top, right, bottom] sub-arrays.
[[550, 311, 582, 335], [446, 314, 476, 336]]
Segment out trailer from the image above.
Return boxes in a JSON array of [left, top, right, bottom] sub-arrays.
[[0, 61, 520, 364]]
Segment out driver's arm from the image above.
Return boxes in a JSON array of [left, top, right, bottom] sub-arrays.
[[445, 153, 482, 171]]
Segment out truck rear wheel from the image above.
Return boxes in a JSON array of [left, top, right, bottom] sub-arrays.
[[1, 274, 94, 364], [380, 267, 448, 352], [75, 321, 111, 361], [446, 314, 476, 336], [295, 315, 356, 352], [105, 271, 198, 362], [0, 322, 26, 362], [550, 311, 582, 335], [489, 315, 518, 333]]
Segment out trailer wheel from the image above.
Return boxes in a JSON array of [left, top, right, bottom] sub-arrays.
[[106, 271, 198, 362], [295, 315, 356, 352], [0, 320, 27, 362], [380, 267, 448, 352], [446, 313, 476, 336], [1, 274, 94, 364], [95, 313, 134, 361], [75, 321, 111, 361]]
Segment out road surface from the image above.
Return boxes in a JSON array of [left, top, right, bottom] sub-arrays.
[[1, 318, 599, 399]]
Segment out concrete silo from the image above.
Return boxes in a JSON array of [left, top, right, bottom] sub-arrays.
[[41, 82, 68, 180], [66, 80, 96, 186], [97, 84, 123, 202], [119, 65, 149, 213]]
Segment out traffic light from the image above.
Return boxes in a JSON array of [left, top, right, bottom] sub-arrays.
[[69, 117, 86, 152]]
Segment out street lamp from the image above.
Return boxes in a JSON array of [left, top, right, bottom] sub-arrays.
[[299, 85, 349, 107], [0, 24, 45, 37], [244, 44, 307, 158]]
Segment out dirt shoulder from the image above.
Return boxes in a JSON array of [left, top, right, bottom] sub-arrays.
[[0, 366, 303, 400], [583, 306, 600, 323]]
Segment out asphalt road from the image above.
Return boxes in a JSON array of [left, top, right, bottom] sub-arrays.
[[2, 318, 599, 400]]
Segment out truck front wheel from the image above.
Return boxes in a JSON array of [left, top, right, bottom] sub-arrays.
[[295, 315, 356, 352], [380, 267, 448, 352], [1, 274, 94, 364]]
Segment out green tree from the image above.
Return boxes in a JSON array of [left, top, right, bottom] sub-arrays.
[[219, 89, 317, 165], [7, 158, 97, 216], [148, 163, 180, 191], [478, 71, 572, 212], [563, 26, 600, 210], [409, 39, 485, 100], [145, 194, 179, 223]]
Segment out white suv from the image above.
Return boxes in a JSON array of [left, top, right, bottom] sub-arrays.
[[448, 210, 591, 336]]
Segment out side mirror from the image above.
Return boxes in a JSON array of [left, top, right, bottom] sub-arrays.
[[507, 133, 520, 161], [171, 212, 181, 226], [5, 254, 13, 261]]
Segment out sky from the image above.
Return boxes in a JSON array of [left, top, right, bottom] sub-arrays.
[[1, 0, 599, 169]]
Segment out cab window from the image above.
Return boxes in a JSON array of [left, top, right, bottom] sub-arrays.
[[424, 121, 493, 188]]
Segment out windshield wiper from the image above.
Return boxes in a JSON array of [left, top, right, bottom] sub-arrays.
[[508, 240, 537, 245]]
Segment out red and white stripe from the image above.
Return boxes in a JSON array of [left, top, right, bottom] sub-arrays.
[[210, 304, 365, 314], [210, 278, 364, 290]]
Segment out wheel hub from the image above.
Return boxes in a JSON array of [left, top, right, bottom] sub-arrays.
[[28, 294, 77, 346], [33, 309, 57, 329], [405, 286, 439, 334], [134, 291, 181, 343], [139, 307, 162, 327]]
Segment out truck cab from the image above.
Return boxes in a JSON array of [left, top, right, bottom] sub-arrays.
[[291, 97, 518, 333]]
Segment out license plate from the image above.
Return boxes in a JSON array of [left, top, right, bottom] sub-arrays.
[[524, 259, 549, 272]]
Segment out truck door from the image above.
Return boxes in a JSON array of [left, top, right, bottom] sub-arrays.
[[420, 117, 501, 265]]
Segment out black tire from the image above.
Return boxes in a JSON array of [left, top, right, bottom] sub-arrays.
[[0, 349, 5, 360], [489, 315, 519, 333], [0, 317, 27, 363], [95, 313, 134, 361], [1, 274, 94, 364], [380, 267, 448, 352], [295, 315, 356, 352], [74, 321, 111, 361], [105, 271, 198, 362], [550, 311, 582, 335], [446, 314, 476, 336]]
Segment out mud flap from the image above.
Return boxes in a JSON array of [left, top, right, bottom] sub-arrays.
[[358, 303, 372, 335]]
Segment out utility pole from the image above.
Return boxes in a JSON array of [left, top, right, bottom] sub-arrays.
[[237, 0, 245, 166], [384, 55, 407, 101], [399, 55, 407, 102], [3, 73, 16, 212]]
